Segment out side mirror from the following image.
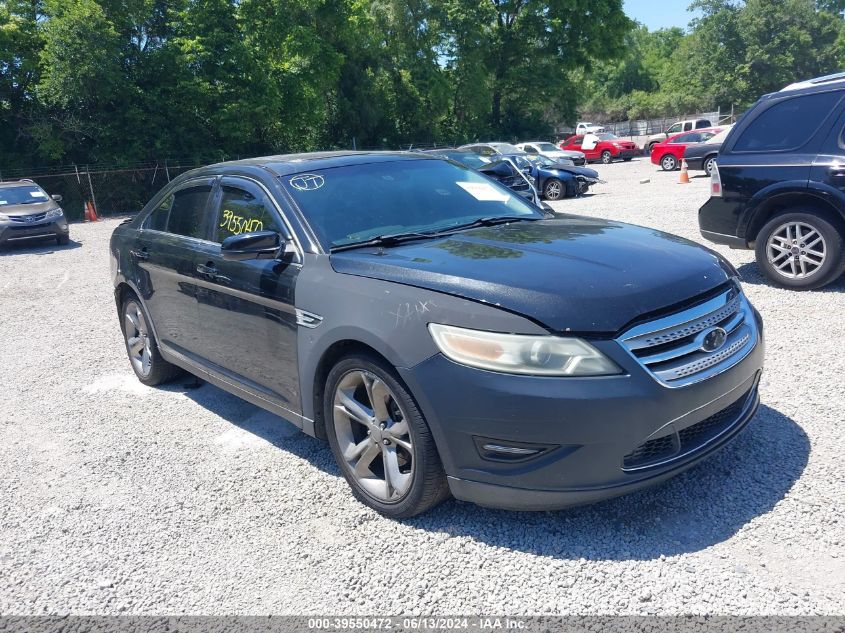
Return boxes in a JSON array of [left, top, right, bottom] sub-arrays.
[[51, 194, 63, 202], [221, 230, 291, 261]]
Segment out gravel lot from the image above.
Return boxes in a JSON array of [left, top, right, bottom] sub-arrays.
[[1, 157, 843, 616]]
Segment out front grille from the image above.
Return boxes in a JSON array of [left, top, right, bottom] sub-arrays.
[[617, 283, 758, 387], [9, 212, 47, 223], [622, 387, 753, 470]]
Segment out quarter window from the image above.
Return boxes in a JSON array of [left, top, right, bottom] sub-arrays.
[[214, 185, 280, 243], [166, 185, 213, 239], [733, 91, 842, 152]]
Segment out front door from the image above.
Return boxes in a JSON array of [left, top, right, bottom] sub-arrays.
[[193, 177, 302, 414], [136, 178, 215, 359]]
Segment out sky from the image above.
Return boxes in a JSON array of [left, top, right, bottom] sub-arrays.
[[623, 0, 701, 30]]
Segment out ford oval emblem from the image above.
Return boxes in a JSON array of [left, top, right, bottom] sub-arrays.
[[701, 327, 728, 353], [289, 174, 325, 191]]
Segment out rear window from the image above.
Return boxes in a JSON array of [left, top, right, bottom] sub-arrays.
[[732, 91, 842, 152]]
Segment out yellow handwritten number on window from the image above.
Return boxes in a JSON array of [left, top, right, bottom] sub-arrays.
[[220, 209, 263, 236]]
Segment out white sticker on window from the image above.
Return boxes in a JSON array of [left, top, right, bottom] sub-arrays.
[[0, 201, 7, 205], [29, 191, 45, 198], [456, 181, 510, 202]]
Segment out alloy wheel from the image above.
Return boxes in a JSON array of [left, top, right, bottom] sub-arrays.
[[704, 157, 716, 176], [124, 301, 152, 377], [662, 155, 676, 171], [332, 370, 414, 502], [765, 221, 827, 279], [545, 180, 562, 200]]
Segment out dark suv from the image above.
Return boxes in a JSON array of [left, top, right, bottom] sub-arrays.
[[111, 152, 763, 518], [0, 180, 69, 248], [699, 72, 845, 289]]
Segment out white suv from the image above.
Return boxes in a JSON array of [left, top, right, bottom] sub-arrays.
[[646, 118, 713, 153]]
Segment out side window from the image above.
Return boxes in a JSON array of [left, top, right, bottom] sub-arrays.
[[477, 146, 496, 156], [683, 122, 693, 131], [524, 145, 538, 154], [700, 131, 716, 142], [733, 91, 842, 152], [667, 123, 681, 134], [143, 195, 172, 231], [696, 120, 712, 129], [213, 184, 281, 243], [167, 185, 213, 239]]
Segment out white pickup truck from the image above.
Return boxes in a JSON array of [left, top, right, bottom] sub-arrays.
[[646, 118, 713, 153]]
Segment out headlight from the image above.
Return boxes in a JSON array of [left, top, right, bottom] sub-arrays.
[[46, 207, 63, 219], [428, 323, 623, 376], [0, 212, 9, 221]]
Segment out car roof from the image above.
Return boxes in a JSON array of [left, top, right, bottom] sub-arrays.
[[0, 179, 40, 189], [194, 151, 436, 178], [781, 71, 845, 92], [665, 128, 722, 142]]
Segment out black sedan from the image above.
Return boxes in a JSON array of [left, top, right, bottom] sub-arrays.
[[683, 127, 732, 175], [111, 151, 763, 518]]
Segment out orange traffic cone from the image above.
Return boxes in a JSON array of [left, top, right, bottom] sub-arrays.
[[679, 159, 690, 184], [86, 200, 98, 222]]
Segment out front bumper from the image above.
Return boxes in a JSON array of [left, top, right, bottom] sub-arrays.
[[399, 319, 764, 511], [616, 148, 639, 160], [0, 219, 69, 245]]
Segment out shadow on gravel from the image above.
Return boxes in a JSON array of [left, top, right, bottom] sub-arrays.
[[737, 262, 845, 292], [182, 374, 809, 561], [0, 238, 82, 255], [408, 404, 809, 561]]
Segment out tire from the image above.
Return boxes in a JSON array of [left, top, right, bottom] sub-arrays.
[[660, 154, 678, 171], [754, 210, 845, 290], [324, 353, 449, 518], [647, 142, 658, 155], [56, 234, 69, 245], [543, 178, 565, 201], [704, 155, 717, 176], [600, 150, 613, 164], [120, 293, 182, 385]]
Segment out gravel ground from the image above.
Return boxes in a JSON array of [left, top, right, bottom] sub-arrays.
[[0, 157, 843, 616]]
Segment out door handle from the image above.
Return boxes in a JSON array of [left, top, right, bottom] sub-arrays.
[[196, 263, 218, 276], [130, 248, 149, 261]]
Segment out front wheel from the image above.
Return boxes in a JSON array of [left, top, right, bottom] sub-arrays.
[[543, 178, 565, 201], [324, 354, 449, 518], [755, 210, 845, 290], [660, 154, 678, 171], [600, 150, 613, 164]]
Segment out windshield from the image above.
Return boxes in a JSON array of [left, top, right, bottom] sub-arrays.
[[596, 133, 619, 141], [283, 158, 542, 250], [0, 185, 49, 206], [706, 126, 733, 144], [536, 143, 559, 152], [489, 143, 522, 154], [442, 151, 491, 169]]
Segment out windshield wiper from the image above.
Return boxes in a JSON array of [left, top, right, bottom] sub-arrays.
[[433, 215, 540, 235], [330, 217, 540, 253], [330, 231, 439, 252]]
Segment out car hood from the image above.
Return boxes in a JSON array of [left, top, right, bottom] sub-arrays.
[[0, 200, 55, 216], [544, 165, 600, 179], [330, 217, 734, 333]]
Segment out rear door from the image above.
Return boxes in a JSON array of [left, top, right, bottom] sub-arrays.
[[192, 176, 302, 414], [810, 95, 845, 197], [720, 90, 844, 207], [136, 178, 215, 359]]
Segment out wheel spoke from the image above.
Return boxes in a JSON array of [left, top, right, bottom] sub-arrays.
[[383, 445, 411, 497], [128, 336, 144, 355], [125, 312, 140, 334], [336, 391, 373, 427], [353, 442, 381, 478], [388, 419, 409, 438], [343, 437, 372, 462], [366, 376, 391, 422], [141, 348, 151, 374]]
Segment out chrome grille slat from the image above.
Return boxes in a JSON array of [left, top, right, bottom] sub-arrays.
[[617, 284, 758, 388]]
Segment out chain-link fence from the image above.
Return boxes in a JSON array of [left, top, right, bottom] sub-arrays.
[[0, 160, 222, 221]]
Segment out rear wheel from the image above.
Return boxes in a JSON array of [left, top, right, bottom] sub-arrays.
[[755, 210, 845, 290], [660, 154, 678, 171], [324, 354, 449, 518], [543, 178, 565, 201], [600, 150, 613, 164], [704, 155, 717, 176], [647, 142, 658, 155], [121, 294, 182, 385]]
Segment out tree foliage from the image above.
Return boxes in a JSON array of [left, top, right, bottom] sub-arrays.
[[0, 0, 629, 168]]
